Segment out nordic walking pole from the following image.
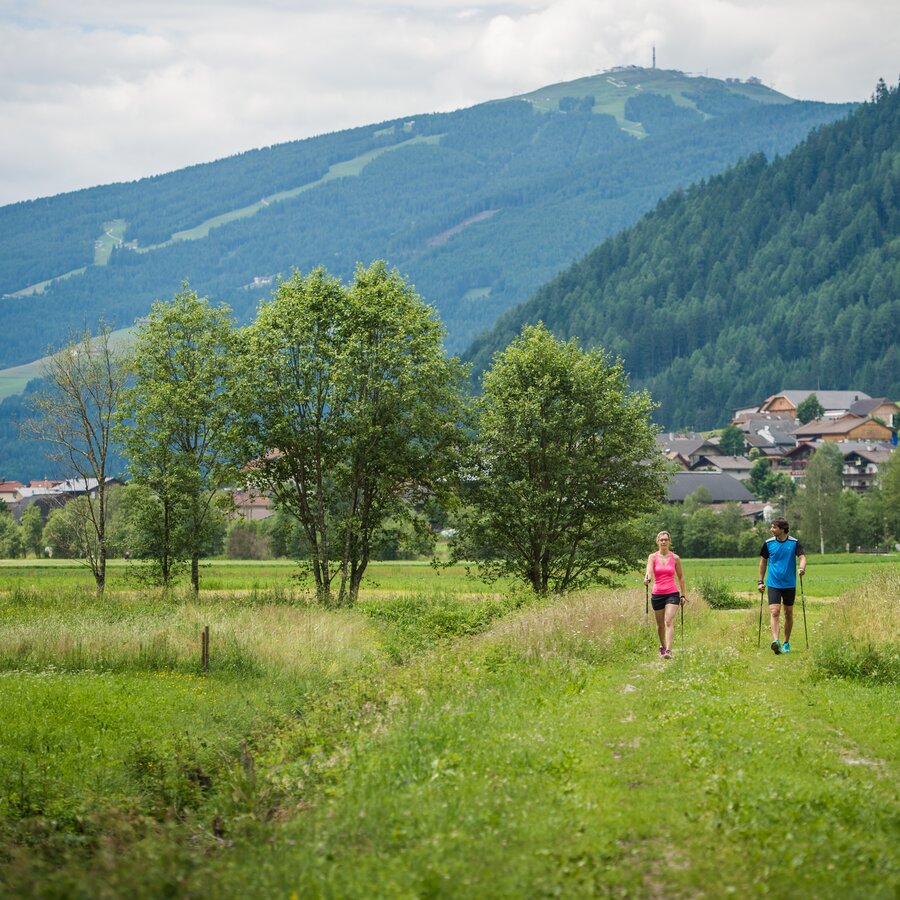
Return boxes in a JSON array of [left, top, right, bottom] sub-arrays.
[[757, 583, 764, 649], [680, 595, 685, 645], [645, 582, 649, 616], [800, 573, 809, 648]]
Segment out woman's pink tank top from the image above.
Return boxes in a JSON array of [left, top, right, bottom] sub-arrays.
[[652, 552, 678, 594]]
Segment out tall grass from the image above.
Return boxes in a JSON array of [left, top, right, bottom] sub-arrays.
[[0, 586, 378, 678], [811, 569, 900, 684]]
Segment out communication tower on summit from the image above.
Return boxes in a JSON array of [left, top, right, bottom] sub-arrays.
[[652, 45, 656, 69]]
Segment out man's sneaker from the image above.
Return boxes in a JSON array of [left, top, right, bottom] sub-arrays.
[[782, 642, 791, 653], [771, 640, 781, 655]]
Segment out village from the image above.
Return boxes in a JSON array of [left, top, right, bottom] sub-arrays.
[[2, 389, 896, 539]]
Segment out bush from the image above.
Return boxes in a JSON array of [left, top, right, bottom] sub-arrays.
[[697, 576, 750, 609]]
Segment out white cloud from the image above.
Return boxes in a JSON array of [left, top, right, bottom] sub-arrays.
[[0, 0, 897, 205]]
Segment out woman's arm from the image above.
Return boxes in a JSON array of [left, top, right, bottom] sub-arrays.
[[675, 556, 686, 596], [644, 553, 653, 584]]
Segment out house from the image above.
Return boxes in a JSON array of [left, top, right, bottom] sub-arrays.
[[657, 433, 722, 469], [667, 472, 755, 503], [792, 415, 893, 443], [691, 455, 754, 481], [838, 441, 894, 492], [0, 481, 24, 504], [848, 397, 899, 429], [759, 390, 872, 419], [776, 442, 817, 479], [231, 490, 274, 522]]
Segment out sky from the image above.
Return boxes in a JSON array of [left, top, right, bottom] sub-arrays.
[[1, 0, 897, 207]]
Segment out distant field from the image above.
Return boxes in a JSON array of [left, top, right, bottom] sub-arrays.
[[0, 553, 892, 598], [0, 325, 135, 400]]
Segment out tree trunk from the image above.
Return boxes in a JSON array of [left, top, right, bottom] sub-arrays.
[[191, 554, 200, 593]]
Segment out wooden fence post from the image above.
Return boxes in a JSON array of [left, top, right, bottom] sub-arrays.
[[201, 625, 210, 672]]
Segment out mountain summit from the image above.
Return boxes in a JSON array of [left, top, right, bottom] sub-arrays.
[[0, 68, 852, 368]]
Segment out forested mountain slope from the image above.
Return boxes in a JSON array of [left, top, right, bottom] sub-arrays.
[[0, 67, 852, 368], [467, 81, 900, 430]]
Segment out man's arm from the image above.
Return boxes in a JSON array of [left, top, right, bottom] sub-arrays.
[[758, 557, 767, 592], [798, 554, 807, 577]]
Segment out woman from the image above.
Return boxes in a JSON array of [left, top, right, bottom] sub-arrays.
[[643, 530, 686, 659]]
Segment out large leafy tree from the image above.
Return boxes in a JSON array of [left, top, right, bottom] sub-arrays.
[[718, 424, 746, 456], [880, 450, 900, 542], [796, 393, 825, 424], [798, 442, 845, 553], [236, 262, 468, 606], [21, 326, 127, 593], [454, 323, 668, 594], [117, 285, 239, 591]]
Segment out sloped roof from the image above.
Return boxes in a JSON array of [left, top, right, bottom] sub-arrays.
[[792, 414, 891, 437], [667, 472, 755, 503], [849, 397, 899, 417], [835, 440, 894, 463], [762, 390, 871, 411], [695, 455, 753, 470]]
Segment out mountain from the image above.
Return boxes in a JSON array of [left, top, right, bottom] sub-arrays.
[[466, 80, 900, 430], [0, 67, 853, 370]]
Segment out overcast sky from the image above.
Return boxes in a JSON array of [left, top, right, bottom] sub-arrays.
[[1, 0, 897, 207]]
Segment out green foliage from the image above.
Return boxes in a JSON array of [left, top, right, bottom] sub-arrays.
[[116, 285, 240, 591], [236, 262, 469, 606], [455, 324, 668, 593], [18, 504, 44, 557], [880, 450, 900, 541], [21, 327, 127, 591], [697, 575, 750, 609], [0, 72, 854, 382], [748, 457, 796, 502], [468, 81, 900, 428], [718, 423, 746, 456], [797, 443, 845, 553], [0, 506, 24, 558], [359, 591, 531, 662], [796, 393, 825, 424]]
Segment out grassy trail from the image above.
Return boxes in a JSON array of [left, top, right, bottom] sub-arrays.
[[202, 601, 898, 898]]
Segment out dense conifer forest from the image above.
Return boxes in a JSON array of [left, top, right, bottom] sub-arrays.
[[467, 80, 900, 430], [0, 69, 852, 368]]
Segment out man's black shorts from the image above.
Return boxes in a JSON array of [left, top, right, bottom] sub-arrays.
[[651, 592, 681, 612], [767, 587, 796, 607]]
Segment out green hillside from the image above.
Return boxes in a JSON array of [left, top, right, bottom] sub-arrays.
[[0, 68, 852, 371], [467, 80, 900, 430]]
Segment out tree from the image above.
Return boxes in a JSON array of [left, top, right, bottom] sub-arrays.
[[796, 393, 825, 424], [0, 506, 24, 558], [19, 504, 44, 557], [718, 424, 746, 456], [880, 450, 900, 541], [799, 443, 844, 553], [454, 323, 668, 593], [117, 286, 239, 591], [748, 457, 795, 502], [21, 327, 127, 592], [236, 262, 468, 606]]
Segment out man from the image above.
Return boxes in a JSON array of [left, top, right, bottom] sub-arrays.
[[758, 517, 807, 654]]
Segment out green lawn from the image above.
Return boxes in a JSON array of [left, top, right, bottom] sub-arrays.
[[0, 564, 897, 897]]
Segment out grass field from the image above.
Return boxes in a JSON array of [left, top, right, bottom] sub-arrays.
[[0, 552, 893, 597], [0, 558, 897, 897]]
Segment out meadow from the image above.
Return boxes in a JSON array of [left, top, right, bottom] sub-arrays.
[[0, 555, 897, 898]]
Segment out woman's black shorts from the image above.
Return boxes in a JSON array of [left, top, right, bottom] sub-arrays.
[[651, 592, 681, 612]]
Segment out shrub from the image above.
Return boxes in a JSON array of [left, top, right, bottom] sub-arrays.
[[697, 576, 750, 609]]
